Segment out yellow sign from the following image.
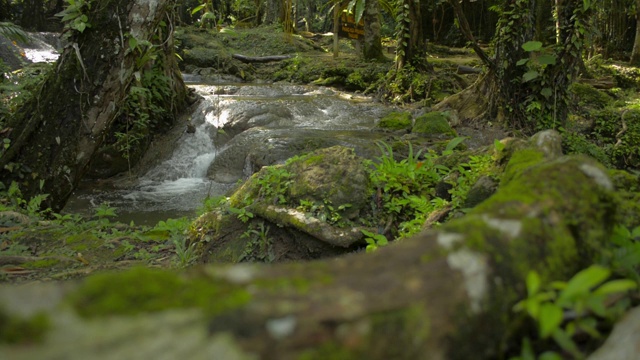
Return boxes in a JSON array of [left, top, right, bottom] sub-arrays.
[[339, 13, 364, 40]]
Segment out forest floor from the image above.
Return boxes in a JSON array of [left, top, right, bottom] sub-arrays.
[[1, 25, 640, 284]]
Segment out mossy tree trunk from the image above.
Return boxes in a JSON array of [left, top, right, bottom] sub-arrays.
[[362, 0, 384, 61], [0, 131, 621, 358], [630, 0, 640, 66], [0, 0, 188, 211], [444, 0, 590, 133], [395, 0, 428, 70]]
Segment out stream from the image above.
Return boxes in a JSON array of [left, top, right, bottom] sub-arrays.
[[64, 77, 393, 225]]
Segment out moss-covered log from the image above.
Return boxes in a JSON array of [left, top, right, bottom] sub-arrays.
[[0, 0, 188, 211], [0, 131, 621, 358]]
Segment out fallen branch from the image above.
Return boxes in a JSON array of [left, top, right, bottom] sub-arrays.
[[232, 53, 293, 63]]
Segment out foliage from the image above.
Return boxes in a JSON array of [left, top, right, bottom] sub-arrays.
[[55, 0, 92, 36], [602, 224, 640, 282], [173, 236, 198, 268], [446, 154, 493, 211], [0, 181, 49, 218], [512, 265, 636, 359], [94, 202, 117, 219], [367, 141, 447, 238], [361, 229, 388, 252], [239, 222, 275, 262], [0, 22, 30, 43], [297, 199, 352, 226], [255, 165, 293, 205]]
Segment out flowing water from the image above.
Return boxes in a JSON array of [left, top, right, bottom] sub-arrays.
[[64, 78, 391, 225]]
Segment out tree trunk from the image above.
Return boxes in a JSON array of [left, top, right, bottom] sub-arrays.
[[0, 0, 189, 211], [0, 131, 620, 359], [395, 0, 426, 69], [630, 0, 640, 66], [446, 0, 589, 132], [263, 0, 284, 25], [362, 0, 384, 61]]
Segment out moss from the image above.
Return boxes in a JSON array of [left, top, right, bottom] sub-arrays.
[[298, 342, 356, 360], [67, 267, 251, 318], [0, 308, 50, 344], [561, 131, 611, 167], [500, 148, 545, 185], [22, 258, 60, 269], [378, 111, 412, 130], [569, 82, 613, 110], [366, 305, 431, 358], [412, 111, 456, 137]]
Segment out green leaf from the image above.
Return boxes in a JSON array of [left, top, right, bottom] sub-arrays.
[[558, 265, 611, 303], [128, 36, 138, 51], [539, 303, 563, 338], [516, 58, 529, 66], [540, 87, 553, 98], [593, 279, 637, 296], [75, 21, 86, 33], [191, 4, 206, 15], [539, 352, 563, 360], [552, 328, 582, 358], [538, 54, 557, 65], [526, 271, 541, 296], [445, 136, 467, 152], [522, 70, 539, 82], [354, 0, 364, 24], [493, 139, 505, 152], [522, 41, 543, 52]]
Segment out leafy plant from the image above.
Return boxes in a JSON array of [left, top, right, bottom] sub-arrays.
[[256, 166, 292, 205], [239, 222, 275, 262], [229, 206, 254, 223], [173, 237, 197, 268], [94, 202, 117, 219], [361, 229, 388, 253], [368, 141, 447, 238], [512, 266, 637, 359], [56, 0, 92, 35]]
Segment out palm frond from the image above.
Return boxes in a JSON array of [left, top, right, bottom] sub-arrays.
[[0, 22, 30, 44]]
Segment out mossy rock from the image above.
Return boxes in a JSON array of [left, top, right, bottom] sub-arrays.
[[286, 146, 370, 218], [412, 111, 457, 138], [570, 82, 613, 110], [377, 111, 412, 131]]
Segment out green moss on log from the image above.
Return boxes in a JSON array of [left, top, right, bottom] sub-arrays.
[[67, 267, 251, 317]]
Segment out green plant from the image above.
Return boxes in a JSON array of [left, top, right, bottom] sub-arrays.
[[239, 222, 275, 262], [603, 224, 640, 282], [297, 199, 352, 226], [512, 266, 637, 359], [94, 202, 117, 219], [361, 229, 388, 253], [199, 195, 227, 215], [173, 236, 198, 268], [229, 206, 254, 223], [447, 154, 493, 211], [56, 0, 92, 35], [256, 166, 293, 205], [368, 141, 447, 238], [0, 181, 49, 218]]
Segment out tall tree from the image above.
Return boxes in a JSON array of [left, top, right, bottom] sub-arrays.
[[442, 0, 592, 132], [0, 0, 189, 211], [362, 0, 385, 60], [631, 0, 640, 65], [395, 0, 426, 69]]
